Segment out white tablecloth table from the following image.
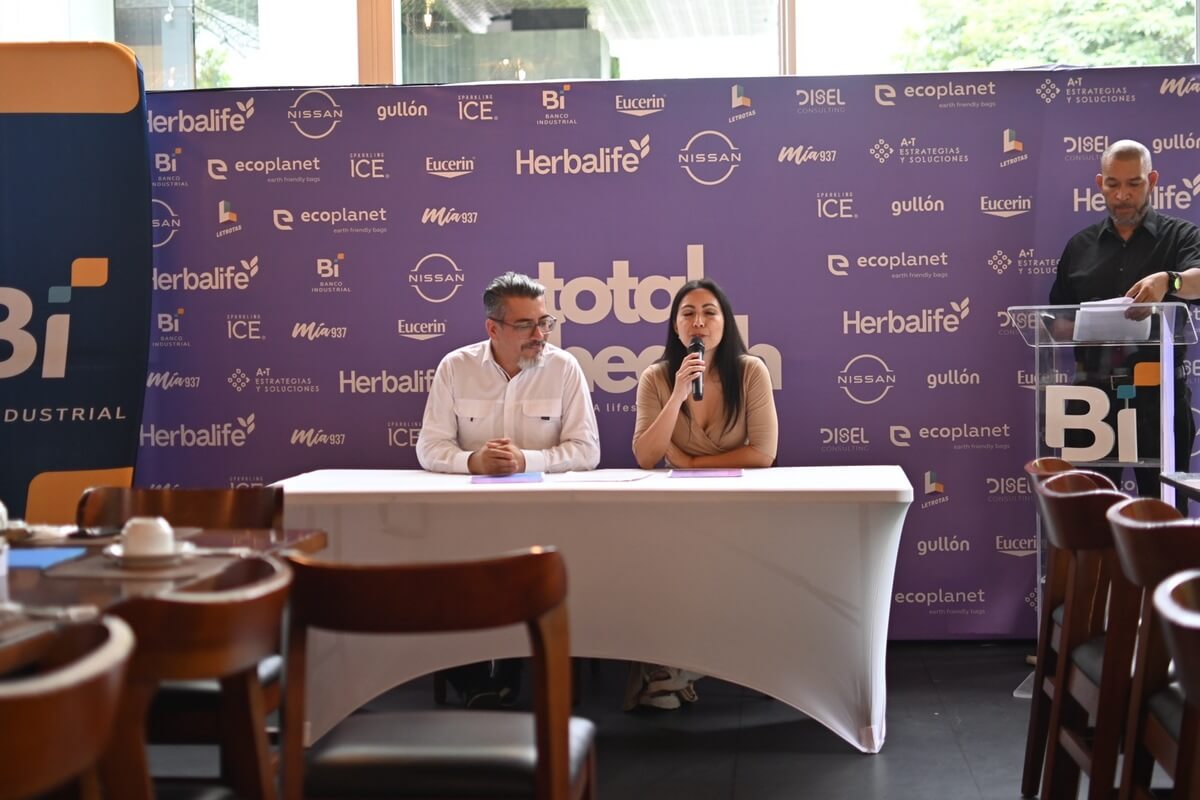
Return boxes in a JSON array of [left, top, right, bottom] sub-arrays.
[[276, 466, 913, 753]]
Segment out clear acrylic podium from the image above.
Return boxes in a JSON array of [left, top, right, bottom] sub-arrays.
[[1006, 301, 1196, 698]]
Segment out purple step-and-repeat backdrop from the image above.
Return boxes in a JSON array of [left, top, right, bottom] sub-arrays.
[[138, 66, 1200, 638]]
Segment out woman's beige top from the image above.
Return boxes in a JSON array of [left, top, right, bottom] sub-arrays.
[[633, 355, 778, 463]]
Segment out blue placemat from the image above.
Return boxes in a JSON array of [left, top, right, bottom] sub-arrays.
[[8, 548, 87, 569], [470, 472, 544, 484]]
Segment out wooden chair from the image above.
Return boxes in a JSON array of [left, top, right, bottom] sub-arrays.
[[1154, 568, 1200, 800], [1108, 498, 1200, 800], [100, 555, 292, 800], [281, 546, 596, 800], [76, 486, 285, 753], [0, 617, 134, 800], [1035, 470, 1136, 800], [1019, 458, 1098, 797]]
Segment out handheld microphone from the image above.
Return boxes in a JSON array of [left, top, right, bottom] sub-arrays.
[[688, 336, 705, 401]]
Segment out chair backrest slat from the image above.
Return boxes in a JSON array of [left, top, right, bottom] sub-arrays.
[[77, 486, 283, 530]]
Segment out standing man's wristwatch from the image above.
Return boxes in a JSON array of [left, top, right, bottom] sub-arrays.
[[1167, 271, 1184, 295]]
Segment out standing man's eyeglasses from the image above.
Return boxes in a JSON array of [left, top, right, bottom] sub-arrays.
[[489, 315, 558, 335]]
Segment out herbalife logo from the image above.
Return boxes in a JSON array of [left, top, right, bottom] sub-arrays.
[[1036, 79, 1060, 103], [1160, 76, 1200, 97], [153, 257, 259, 291], [426, 156, 475, 179], [227, 369, 250, 392], [988, 250, 1012, 275], [516, 136, 649, 176], [149, 98, 255, 133], [869, 139, 894, 163], [980, 195, 1032, 218], [843, 297, 970, 335], [140, 414, 255, 447]]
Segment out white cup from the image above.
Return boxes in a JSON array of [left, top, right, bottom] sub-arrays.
[[121, 517, 175, 557], [0, 499, 8, 530]]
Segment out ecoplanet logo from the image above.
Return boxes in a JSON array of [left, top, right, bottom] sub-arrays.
[[207, 156, 322, 183], [889, 421, 1012, 450], [827, 249, 950, 280], [874, 79, 997, 108], [288, 89, 343, 139], [678, 131, 740, 186]]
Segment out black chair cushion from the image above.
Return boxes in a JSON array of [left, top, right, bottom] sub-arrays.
[[1147, 682, 1185, 741], [305, 710, 596, 797], [154, 654, 282, 702], [1070, 635, 1106, 685], [154, 784, 240, 800]]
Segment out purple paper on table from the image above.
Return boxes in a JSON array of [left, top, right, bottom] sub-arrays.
[[470, 472, 544, 484], [669, 469, 743, 478]]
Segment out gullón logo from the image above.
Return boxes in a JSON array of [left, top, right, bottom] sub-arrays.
[[615, 93, 665, 117], [980, 194, 1032, 218], [140, 414, 255, 447], [843, 297, 970, 335], [837, 353, 895, 405], [288, 90, 342, 139], [427, 157, 475, 179], [149, 98, 254, 133], [516, 136, 649, 176], [678, 131, 740, 186]]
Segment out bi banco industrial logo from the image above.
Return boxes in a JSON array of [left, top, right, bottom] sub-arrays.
[[153, 147, 188, 189]]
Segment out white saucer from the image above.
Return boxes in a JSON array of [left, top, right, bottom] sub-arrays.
[[102, 541, 196, 569]]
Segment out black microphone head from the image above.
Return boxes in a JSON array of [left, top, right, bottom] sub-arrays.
[[689, 336, 705, 355]]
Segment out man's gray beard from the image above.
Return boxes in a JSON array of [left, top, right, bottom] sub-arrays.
[[518, 349, 545, 371], [1109, 200, 1150, 228]]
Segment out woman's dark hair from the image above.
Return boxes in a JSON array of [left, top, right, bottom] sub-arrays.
[[660, 279, 749, 433]]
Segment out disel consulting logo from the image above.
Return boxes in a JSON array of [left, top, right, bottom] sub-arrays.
[[152, 199, 181, 248], [837, 354, 895, 405], [288, 89, 343, 139], [409, 253, 464, 303], [678, 131, 741, 186]]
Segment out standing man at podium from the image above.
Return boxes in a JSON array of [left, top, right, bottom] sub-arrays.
[[1050, 139, 1200, 498]]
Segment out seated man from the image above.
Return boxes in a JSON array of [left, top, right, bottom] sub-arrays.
[[416, 271, 600, 706]]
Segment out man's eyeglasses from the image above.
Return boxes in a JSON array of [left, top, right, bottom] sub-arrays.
[[489, 315, 558, 335]]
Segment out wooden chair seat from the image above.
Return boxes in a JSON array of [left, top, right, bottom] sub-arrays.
[[1106, 497, 1200, 800], [101, 555, 293, 800], [1034, 470, 1133, 800], [0, 617, 134, 800], [1153, 569, 1200, 800], [282, 546, 597, 800]]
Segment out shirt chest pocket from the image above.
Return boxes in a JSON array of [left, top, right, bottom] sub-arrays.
[[454, 399, 496, 423], [521, 398, 562, 423]]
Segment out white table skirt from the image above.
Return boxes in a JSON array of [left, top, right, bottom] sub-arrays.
[[277, 466, 913, 753]]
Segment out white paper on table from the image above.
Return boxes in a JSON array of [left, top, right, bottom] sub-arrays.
[[548, 470, 656, 483], [1073, 297, 1152, 342]]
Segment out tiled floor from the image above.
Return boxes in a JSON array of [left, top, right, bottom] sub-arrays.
[[154, 640, 1036, 799]]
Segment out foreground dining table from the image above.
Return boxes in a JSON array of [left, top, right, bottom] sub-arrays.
[[277, 466, 913, 753]]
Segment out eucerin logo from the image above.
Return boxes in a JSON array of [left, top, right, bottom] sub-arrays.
[[290, 428, 346, 447], [291, 322, 348, 341], [980, 195, 1032, 218], [288, 90, 343, 139], [427, 156, 475, 179], [151, 199, 181, 248], [140, 414, 255, 447], [825, 248, 945, 280], [398, 319, 446, 340], [421, 207, 478, 226], [148, 98, 254, 133], [146, 371, 200, 390], [516, 136, 649, 176], [409, 253, 464, 303], [376, 99, 428, 121], [153, 257, 259, 291], [615, 93, 665, 117], [537, 244, 783, 395], [339, 369, 436, 394], [996, 535, 1036, 557], [837, 354, 895, 405], [1018, 368, 1069, 390], [678, 131, 740, 186], [777, 145, 837, 166], [843, 298, 969, 334], [1161, 76, 1200, 97]]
